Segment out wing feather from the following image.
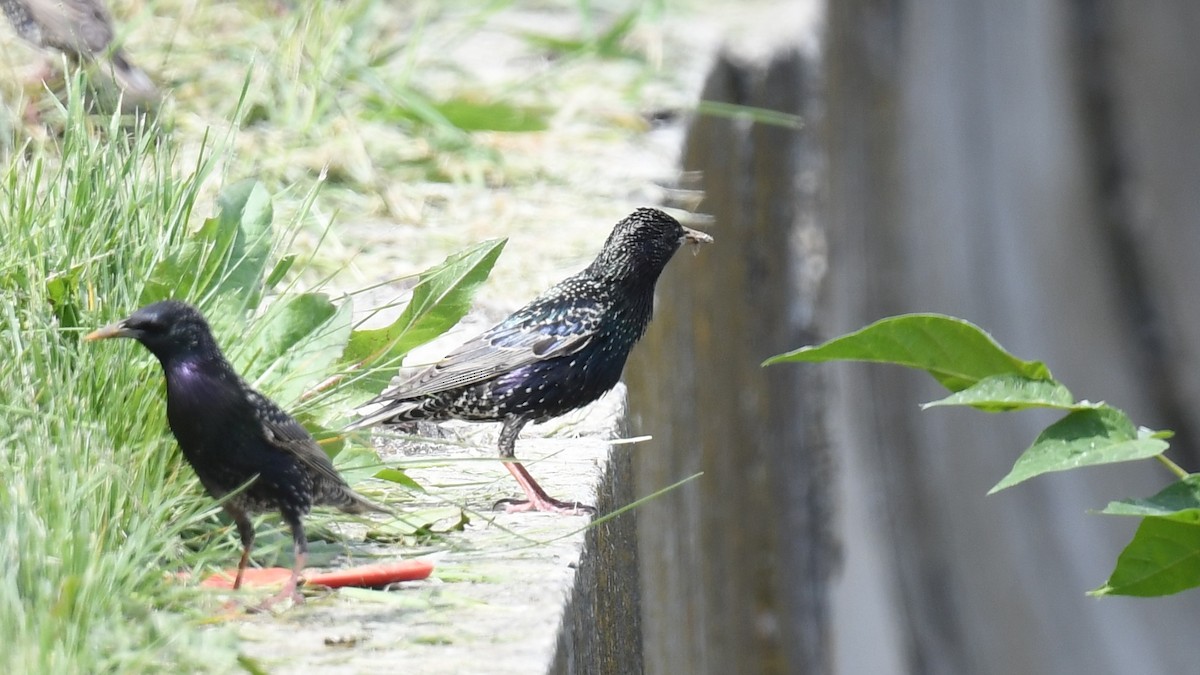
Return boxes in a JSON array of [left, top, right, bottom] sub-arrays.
[[247, 391, 347, 487], [371, 297, 603, 402]]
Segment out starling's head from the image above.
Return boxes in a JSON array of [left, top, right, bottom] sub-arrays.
[[589, 208, 712, 284], [85, 300, 220, 363]]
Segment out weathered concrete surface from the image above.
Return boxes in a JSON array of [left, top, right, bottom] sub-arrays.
[[624, 14, 834, 675], [235, 368, 631, 674], [548, 423, 643, 675]]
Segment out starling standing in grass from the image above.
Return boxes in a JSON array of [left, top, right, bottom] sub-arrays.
[[1, 0, 156, 99], [346, 208, 712, 514], [85, 300, 387, 604]]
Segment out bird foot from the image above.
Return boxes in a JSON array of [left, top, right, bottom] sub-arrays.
[[212, 599, 246, 620], [494, 496, 596, 515], [246, 576, 305, 614], [247, 587, 304, 614]]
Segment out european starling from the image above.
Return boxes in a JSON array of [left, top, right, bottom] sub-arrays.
[[85, 300, 387, 604], [1, 0, 156, 99], [346, 208, 712, 514]]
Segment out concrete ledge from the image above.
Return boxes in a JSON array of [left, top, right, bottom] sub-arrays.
[[233, 382, 636, 674], [550, 403, 642, 675]]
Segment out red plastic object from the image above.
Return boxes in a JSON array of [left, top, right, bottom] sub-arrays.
[[307, 560, 435, 588], [199, 560, 435, 590], [200, 567, 292, 589]]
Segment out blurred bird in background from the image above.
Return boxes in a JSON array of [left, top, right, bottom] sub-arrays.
[[1, 0, 157, 103]]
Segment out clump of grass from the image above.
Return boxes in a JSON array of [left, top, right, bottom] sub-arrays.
[[0, 86, 247, 670]]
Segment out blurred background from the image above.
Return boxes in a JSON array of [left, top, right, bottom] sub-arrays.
[[628, 1, 1200, 673]]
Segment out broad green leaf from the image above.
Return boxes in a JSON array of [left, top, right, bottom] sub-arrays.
[[140, 228, 212, 304], [333, 443, 388, 485], [140, 181, 274, 307], [368, 81, 544, 147], [1091, 517, 1200, 597], [237, 655, 270, 675], [374, 467, 424, 492], [764, 314, 1051, 392], [989, 406, 1169, 494], [237, 293, 336, 376], [179, 215, 237, 302], [45, 265, 82, 305], [342, 238, 506, 394], [1101, 475, 1200, 524], [178, 191, 248, 302], [362, 85, 470, 142], [210, 180, 273, 307], [46, 263, 84, 329], [922, 374, 1081, 412], [241, 294, 351, 406], [289, 418, 407, 490], [433, 98, 550, 133]]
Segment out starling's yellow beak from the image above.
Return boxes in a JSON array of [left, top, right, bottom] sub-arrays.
[[681, 226, 713, 254], [83, 321, 131, 342]]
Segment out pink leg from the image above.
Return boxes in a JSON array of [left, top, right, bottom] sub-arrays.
[[496, 461, 595, 515], [274, 552, 306, 605], [251, 552, 306, 612]]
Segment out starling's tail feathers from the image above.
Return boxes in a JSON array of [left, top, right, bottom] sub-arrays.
[[329, 487, 393, 516], [343, 398, 427, 432], [108, 50, 157, 99]]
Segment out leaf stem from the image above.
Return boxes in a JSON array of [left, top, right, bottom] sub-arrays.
[[1154, 453, 1189, 479]]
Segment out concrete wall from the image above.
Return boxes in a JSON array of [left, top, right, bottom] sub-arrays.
[[625, 45, 834, 675]]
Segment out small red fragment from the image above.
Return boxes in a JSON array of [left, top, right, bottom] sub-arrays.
[[306, 560, 435, 589]]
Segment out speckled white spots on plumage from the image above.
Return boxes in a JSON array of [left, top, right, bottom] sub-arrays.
[[353, 208, 710, 463]]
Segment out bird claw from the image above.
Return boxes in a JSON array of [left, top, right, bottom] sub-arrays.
[[247, 587, 305, 614], [493, 496, 596, 516]]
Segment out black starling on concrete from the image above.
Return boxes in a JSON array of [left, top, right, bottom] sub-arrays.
[[1, 0, 156, 99], [86, 300, 387, 604], [346, 208, 712, 514]]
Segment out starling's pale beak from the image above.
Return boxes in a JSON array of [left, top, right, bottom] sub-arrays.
[[680, 226, 713, 254], [83, 321, 131, 342]]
